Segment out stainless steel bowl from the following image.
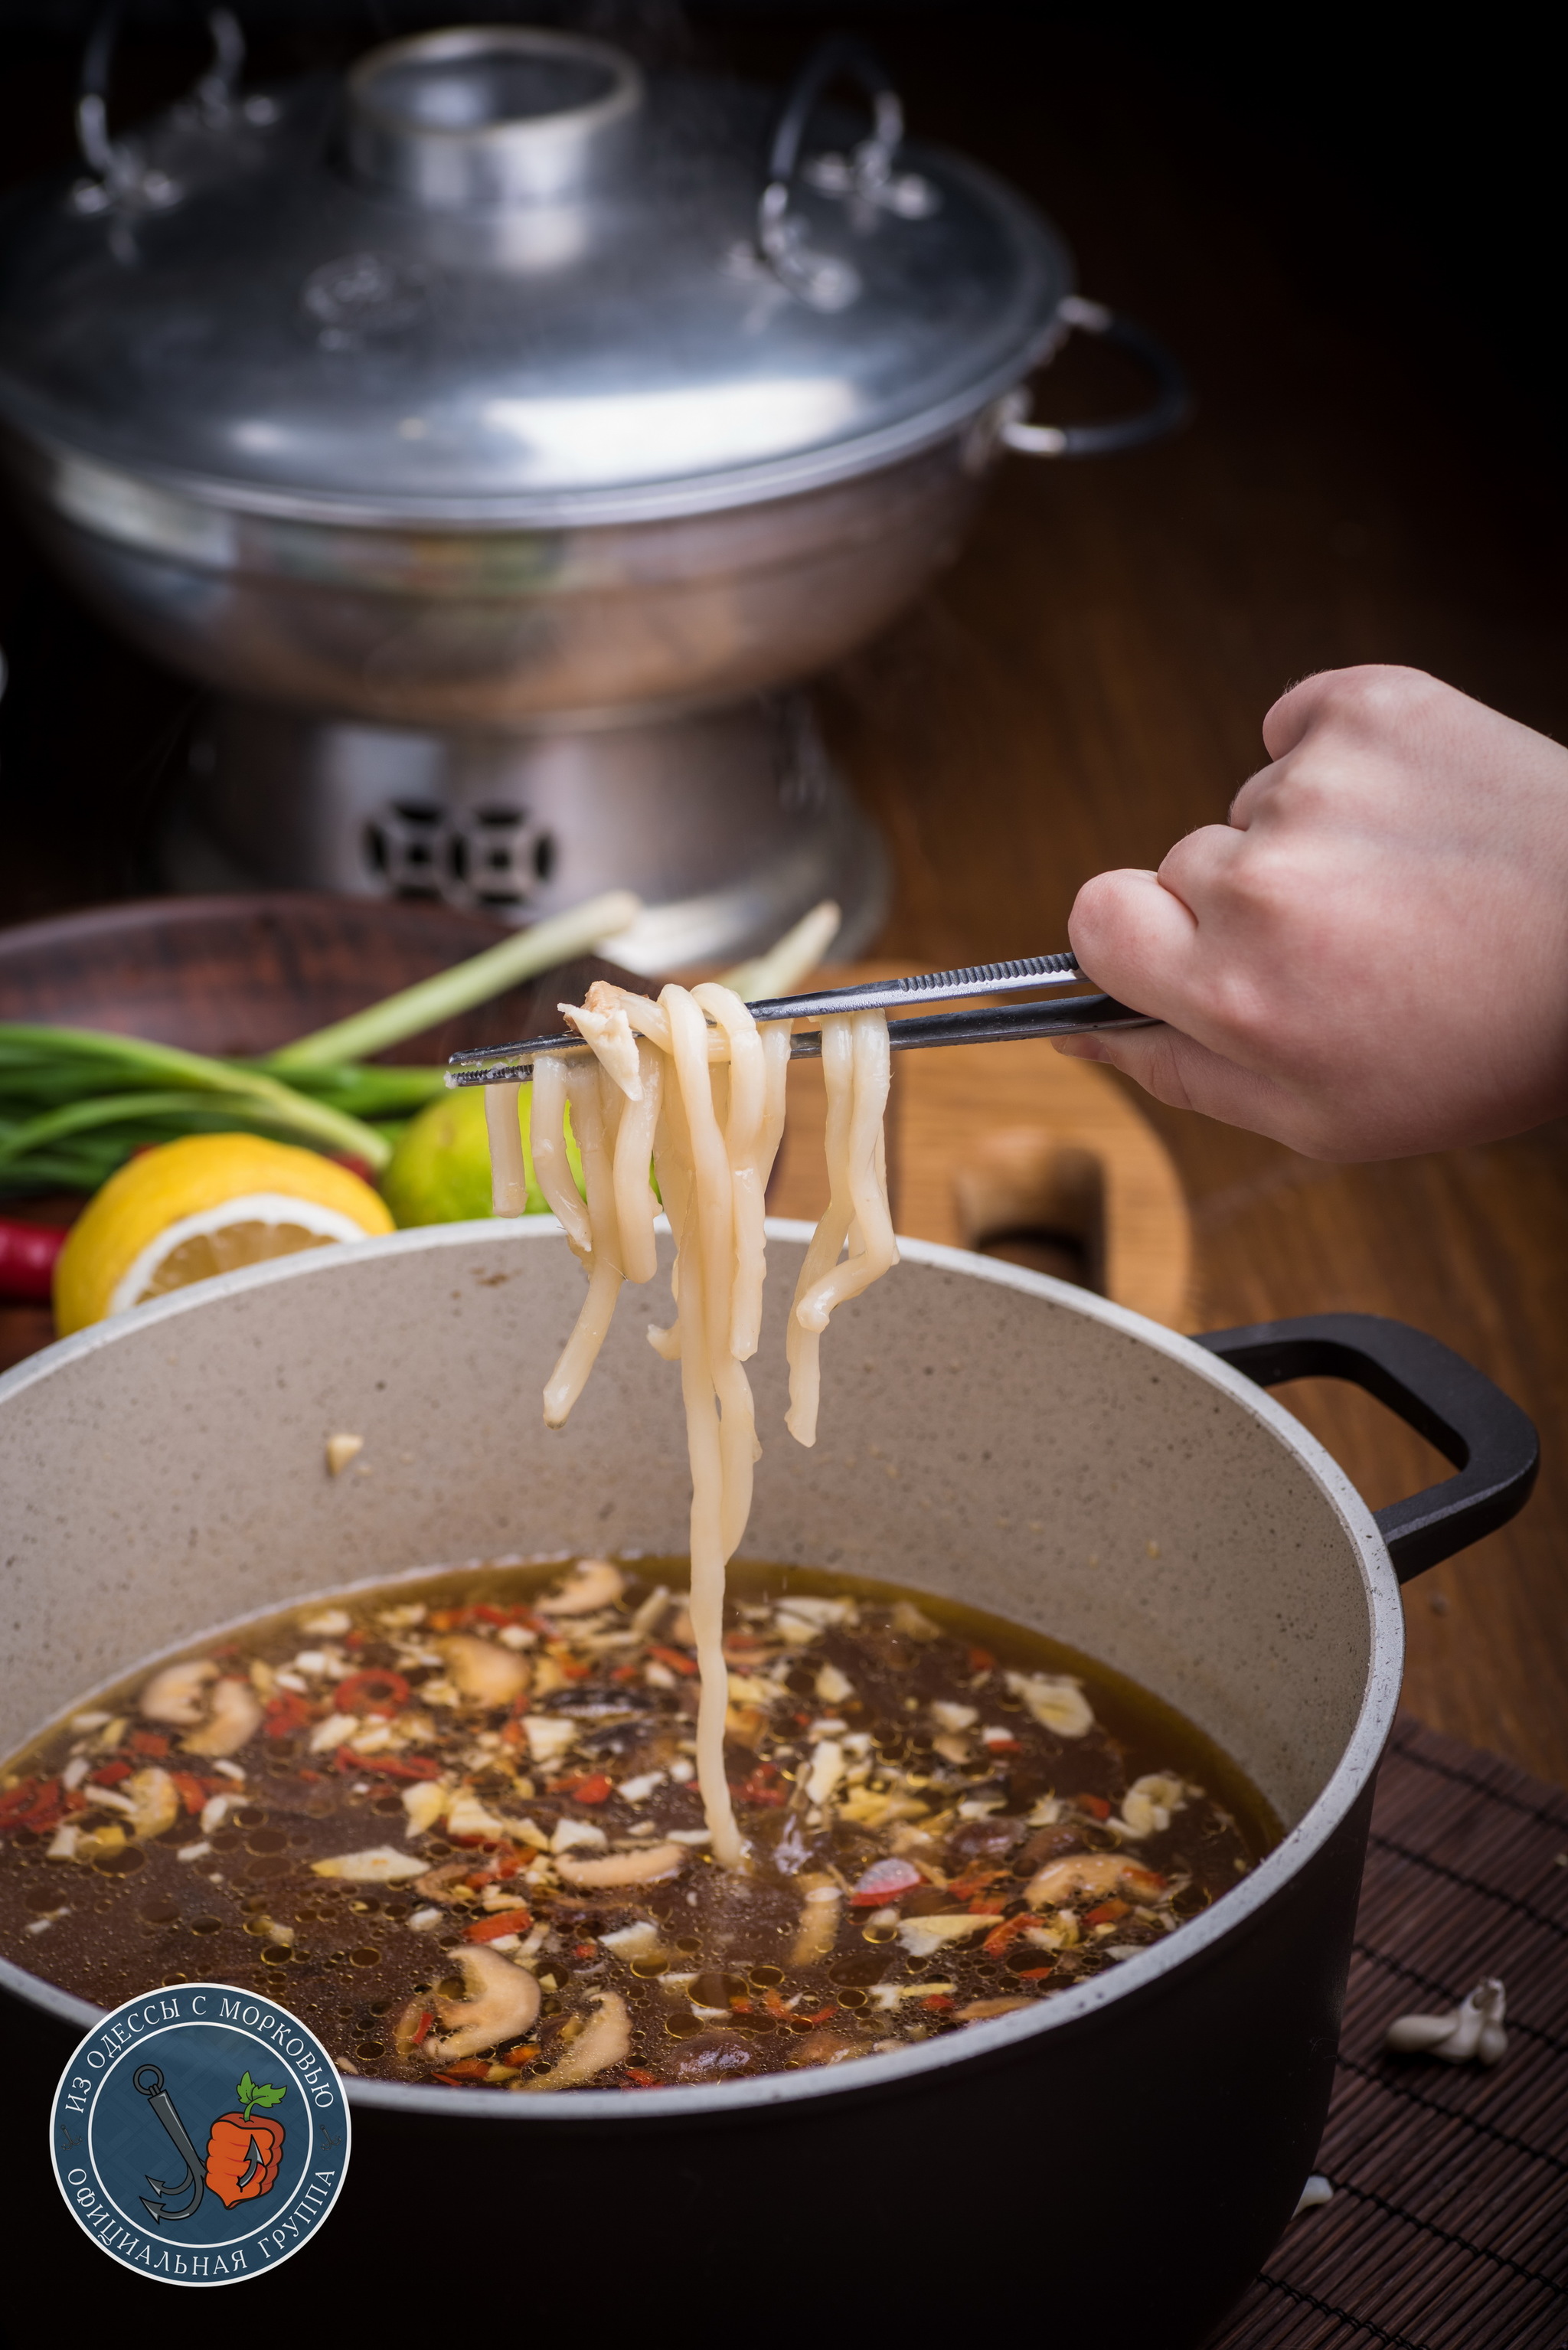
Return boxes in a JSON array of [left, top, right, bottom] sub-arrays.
[[0, 27, 1186, 955]]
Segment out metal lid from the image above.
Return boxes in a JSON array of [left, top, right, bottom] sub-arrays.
[[0, 28, 1071, 528]]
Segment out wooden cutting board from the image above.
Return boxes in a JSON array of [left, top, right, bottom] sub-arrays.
[[764, 962, 1193, 1330]]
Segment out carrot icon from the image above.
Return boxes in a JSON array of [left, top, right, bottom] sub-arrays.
[[204, 2072, 287, 2208]]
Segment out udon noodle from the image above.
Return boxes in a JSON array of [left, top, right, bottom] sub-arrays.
[[484, 982, 896, 1868]]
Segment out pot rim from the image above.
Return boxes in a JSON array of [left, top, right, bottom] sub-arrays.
[[0, 1218, 1403, 2118]]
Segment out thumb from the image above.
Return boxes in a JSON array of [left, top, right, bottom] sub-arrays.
[[1054, 1025, 1311, 1147]]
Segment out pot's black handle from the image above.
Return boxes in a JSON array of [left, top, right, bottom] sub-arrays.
[[1193, 1312, 1538, 1583], [998, 297, 1191, 459]]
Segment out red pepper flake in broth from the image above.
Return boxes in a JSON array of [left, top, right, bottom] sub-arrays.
[[410, 2010, 434, 2047], [1079, 1796, 1112, 1821], [431, 2060, 491, 2084], [129, 1731, 170, 1758], [982, 1914, 1035, 1957], [264, 1693, 315, 1738], [573, 1942, 597, 1961], [170, 1773, 208, 1816], [334, 1749, 442, 1780], [609, 1664, 640, 1684], [90, 1760, 132, 1786], [969, 1649, 997, 1671], [465, 1908, 533, 1943], [567, 1773, 613, 1805], [735, 1764, 786, 1806], [1015, 1965, 1054, 1980], [625, 2067, 659, 2088], [923, 1995, 956, 2014], [1084, 1899, 1131, 1927], [648, 1644, 697, 1678]]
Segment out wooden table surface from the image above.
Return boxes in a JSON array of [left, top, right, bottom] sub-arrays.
[[1, 21, 1564, 1786]]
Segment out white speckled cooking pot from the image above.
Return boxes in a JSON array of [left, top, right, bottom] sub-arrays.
[[0, 1222, 1534, 2342]]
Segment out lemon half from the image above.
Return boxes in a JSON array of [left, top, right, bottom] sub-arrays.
[[54, 1133, 394, 1335]]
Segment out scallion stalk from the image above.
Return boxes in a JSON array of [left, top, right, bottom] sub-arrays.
[[265, 889, 642, 1071]]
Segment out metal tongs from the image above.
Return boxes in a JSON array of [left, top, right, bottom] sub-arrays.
[[444, 954, 1154, 1086]]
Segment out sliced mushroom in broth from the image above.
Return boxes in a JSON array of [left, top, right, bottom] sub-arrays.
[[0, 1558, 1277, 2091]]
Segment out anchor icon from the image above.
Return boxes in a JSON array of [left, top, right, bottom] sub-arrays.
[[132, 2063, 206, 2224]]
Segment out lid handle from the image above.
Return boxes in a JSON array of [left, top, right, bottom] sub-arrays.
[[70, 5, 258, 218], [756, 35, 938, 313]]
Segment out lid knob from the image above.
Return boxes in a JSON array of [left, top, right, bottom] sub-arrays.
[[346, 26, 643, 211]]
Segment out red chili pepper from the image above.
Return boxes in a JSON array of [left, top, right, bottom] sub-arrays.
[[431, 2061, 492, 2084], [557, 1657, 591, 1682], [947, 1866, 1004, 1903], [335, 1669, 410, 1717], [501, 2041, 539, 2067], [0, 1780, 41, 1825], [609, 1663, 640, 1683], [1079, 1795, 1112, 1821], [128, 1730, 170, 1757], [2, 1778, 64, 1834], [410, 2010, 434, 2048], [333, 1749, 440, 1781], [0, 1217, 67, 1303], [263, 1691, 314, 1738], [573, 1941, 597, 1961], [648, 1643, 697, 1677], [624, 2066, 658, 2087], [734, 1762, 786, 1806], [566, 1773, 612, 1805], [1015, 1964, 1054, 1980], [1125, 1865, 1166, 1894], [467, 1603, 510, 1626], [982, 1913, 1036, 1956], [969, 1648, 997, 1671], [341, 1629, 366, 1652], [1084, 1898, 1131, 1927], [427, 1610, 461, 1633], [89, 1760, 132, 1786], [169, 1772, 208, 1816], [922, 1994, 956, 2013], [464, 1907, 533, 1943], [797, 2004, 837, 2026]]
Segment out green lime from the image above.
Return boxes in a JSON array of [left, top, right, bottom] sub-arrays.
[[381, 1083, 581, 1227]]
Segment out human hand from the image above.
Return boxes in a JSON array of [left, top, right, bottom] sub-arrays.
[[1058, 666, 1568, 1159]]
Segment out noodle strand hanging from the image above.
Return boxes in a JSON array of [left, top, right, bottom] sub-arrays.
[[503, 979, 897, 1867]]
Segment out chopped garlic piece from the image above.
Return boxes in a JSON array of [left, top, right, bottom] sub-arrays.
[[804, 1738, 845, 1807], [815, 1661, 854, 1704], [300, 1608, 353, 1636], [619, 1770, 666, 1804], [552, 1818, 608, 1855], [521, 1715, 577, 1767], [869, 1979, 956, 2010], [1117, 1773, 1188, 1838], [311, 1845, 428, 1883], [401, 1779, 450, 1837], [309, 1711, 359, 1754], [1006, 1671, 1094, 1738], [177, 1839, 212, 1863], [930, 1699, 978, 1733], [896, 1912, 1004, 1958], [325, 1433, 363, 1477]]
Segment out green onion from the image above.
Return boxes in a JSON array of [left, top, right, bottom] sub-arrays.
[[266, 889, 642, 1071]]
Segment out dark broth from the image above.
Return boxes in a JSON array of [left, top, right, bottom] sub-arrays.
[[0, 1558, 1279, 2090]]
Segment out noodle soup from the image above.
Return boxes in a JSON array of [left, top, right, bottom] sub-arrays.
[[0, 1556, 1275, 2091]]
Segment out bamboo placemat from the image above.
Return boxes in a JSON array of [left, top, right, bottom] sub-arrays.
[[1211, 1716, 1568, 2348]]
